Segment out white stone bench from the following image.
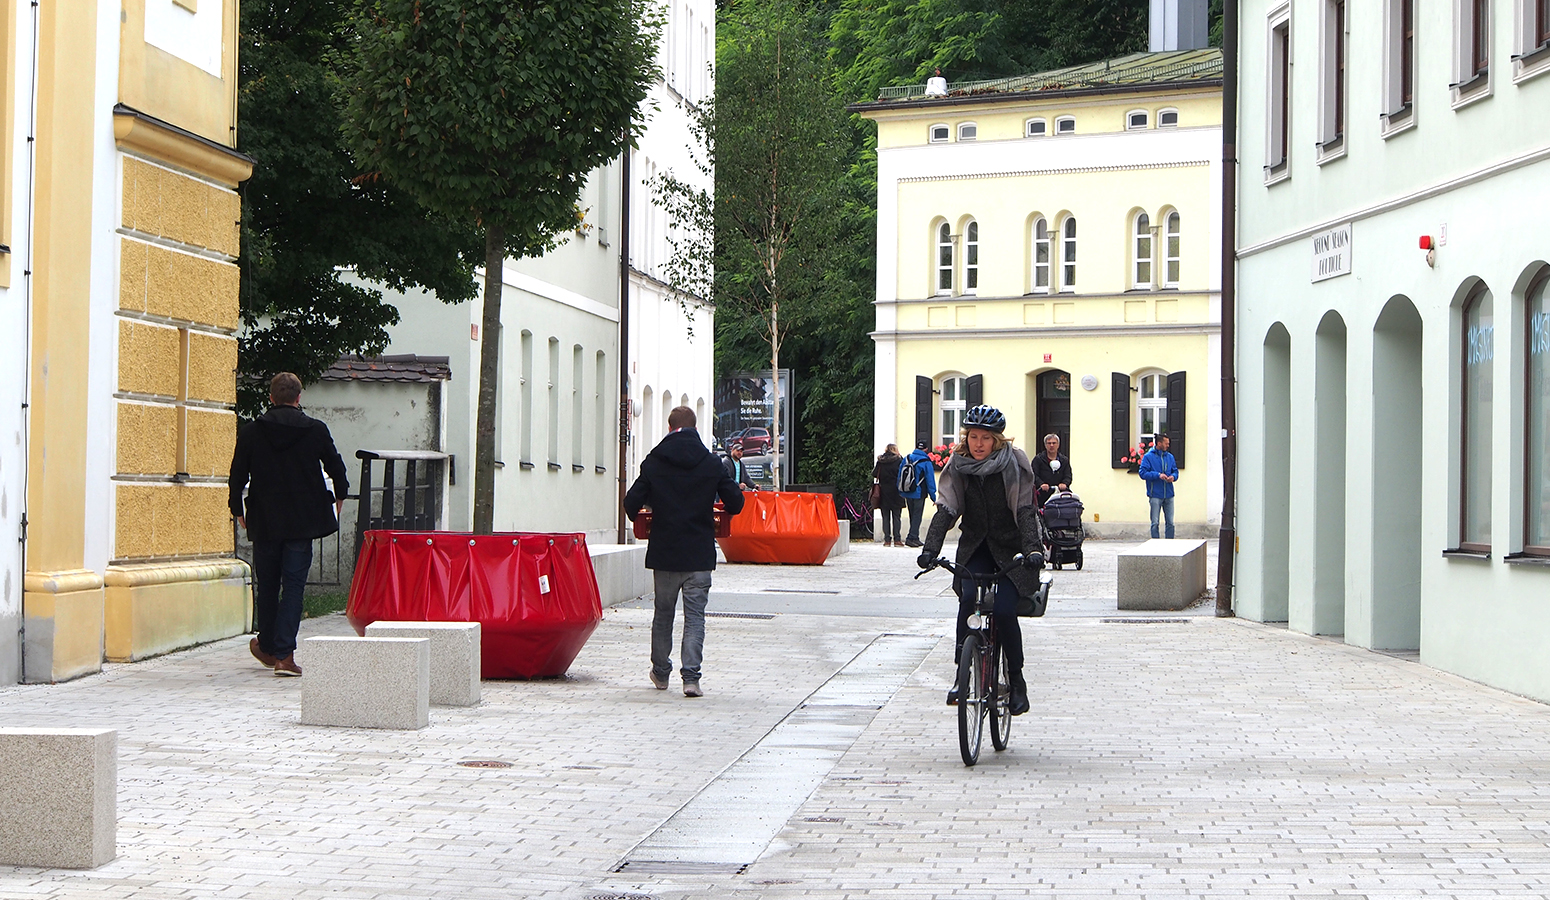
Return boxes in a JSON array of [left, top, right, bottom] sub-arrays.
[[830, 519, 850, 556], [0, 728, 116, 868], [1117, 539, 1208, 611], [301, 636, 429, 729], [589, 543, 651, 607], [364, 621, 480, 707]]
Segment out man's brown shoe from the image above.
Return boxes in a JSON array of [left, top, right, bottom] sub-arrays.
[[250, 637, 277, 668], [273, 656, 302, 677]]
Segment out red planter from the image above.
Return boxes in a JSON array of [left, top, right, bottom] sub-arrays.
[[717, 492, 840, 565], [346, 531, 602, 679]]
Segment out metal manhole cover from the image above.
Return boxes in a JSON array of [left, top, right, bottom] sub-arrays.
[[705, 612, 776, 620], [457, 759, 513, 768]]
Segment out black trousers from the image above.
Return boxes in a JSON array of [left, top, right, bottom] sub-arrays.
[[252, 538, 313, 659], [955, 542, 1025, 689]]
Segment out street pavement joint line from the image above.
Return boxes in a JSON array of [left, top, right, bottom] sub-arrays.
[[614, 632, 939, 870]]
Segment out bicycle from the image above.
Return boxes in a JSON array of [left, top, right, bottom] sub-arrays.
[[916, 554, 1044, 766], [837, 493, 874, 540]]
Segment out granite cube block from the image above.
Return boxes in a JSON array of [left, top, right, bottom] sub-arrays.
[[0, 728, 116, 868], [1117, 539, 1208, 611], [301, 636, 429, 729], [364, 621, 481, 706]]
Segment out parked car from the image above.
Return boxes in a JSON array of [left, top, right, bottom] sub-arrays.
[[738, 427, 772, 454]]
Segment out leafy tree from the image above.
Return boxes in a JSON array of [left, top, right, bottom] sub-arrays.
[[346, 0, 659, 532], [237, 0, 482, 417]]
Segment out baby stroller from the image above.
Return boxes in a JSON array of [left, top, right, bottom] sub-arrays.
[[1039, 490, 1085, 570]]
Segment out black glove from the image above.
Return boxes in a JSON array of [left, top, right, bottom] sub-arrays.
[[1022, 551, 1044, 569], [917, 551, 935, 570]]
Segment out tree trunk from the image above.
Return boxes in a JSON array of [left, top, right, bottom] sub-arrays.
[[472, 225, 505, 534], [770, 298, 782, 492]]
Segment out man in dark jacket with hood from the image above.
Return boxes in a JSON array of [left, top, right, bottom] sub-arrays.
[[229, 372, 349, 676], [624, 406, 745, 697]]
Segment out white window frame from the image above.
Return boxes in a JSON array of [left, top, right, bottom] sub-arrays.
[[1164, 211, 1182, 288], [1266, 5, 1293, 184], [1059, 216, 1078, 293], [1452, 0, 1494, 106], [963, 219, 979, 295], [939, 374, 968, 447], [1055, 116, 1076, 134], [1157, 108, 1180, 127], [1132, 211, 1154, 290], [1126, 109, 1150, 130], [935, 221, 954, 296], [929, 123, 951, 143], [1512, 0, 1550, 82], [1031, 216, 1051, 294], [1317, 0, 1349, 162], [1382, 0, 1419, 135], [1136, 370, 1170, 442], [957, 122, 978, 141], [1026, 117, 1048, 137]]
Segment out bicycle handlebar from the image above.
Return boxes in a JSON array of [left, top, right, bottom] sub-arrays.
[[914, 555, 1030, 581]]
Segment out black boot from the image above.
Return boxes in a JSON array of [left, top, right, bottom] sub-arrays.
[[1009, 673, 1029, 716], [946, 686, 960, 706]]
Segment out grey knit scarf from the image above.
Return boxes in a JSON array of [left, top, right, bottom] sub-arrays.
[[936, 445, 1036, 518]]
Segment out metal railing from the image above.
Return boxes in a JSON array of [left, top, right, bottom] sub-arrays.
[[352, 449, 450, 556]]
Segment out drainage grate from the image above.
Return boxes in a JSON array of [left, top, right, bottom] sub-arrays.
[[803, 816, 843, 823], [765, 588, 840, 594], [589, 893, 655, 900], [457, 759, 513, 768], [1101, 618, 1192, 624], [613, 861, 748, 875], [705, 612, 776, 620]]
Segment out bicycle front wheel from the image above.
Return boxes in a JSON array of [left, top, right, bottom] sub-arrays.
[[989, 641, 1011, 752], [957, 634, 984, 766]]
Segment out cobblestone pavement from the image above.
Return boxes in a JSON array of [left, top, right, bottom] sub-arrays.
[[4, 540, 1549, 899]]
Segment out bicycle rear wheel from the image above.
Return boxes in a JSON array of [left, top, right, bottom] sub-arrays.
[[989, 641, 1011, 751], [957, 634, 984, 766]]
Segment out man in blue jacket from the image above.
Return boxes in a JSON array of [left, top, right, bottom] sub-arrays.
[[1138, 434, 1179, 539], [900, 440, 938, 548]]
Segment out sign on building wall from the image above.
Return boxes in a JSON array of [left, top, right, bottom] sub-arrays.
[[1311, 223, 1353, 282]]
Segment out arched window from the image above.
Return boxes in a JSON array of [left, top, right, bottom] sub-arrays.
[[963, 220, 979, 295], [1060, 216, 1078, 291], [929, 124, 950, 143], [1460, 282, 1494, 550], [935, 222, 953, 295], [1158, 108, 1180, 127], [1526, 268, 1550, 554], [1055, 116, 1076, 134], [957, 122, 978, 141], [939, 374, 968, 447], [1165, 212, 1182, 287], [1026, 118, 1047, 137], [1137, 371, 1169, 440], [1126, 109, 1149, 130], [1031, 217, 1050, 293], [1133, 212, 1153, 289]]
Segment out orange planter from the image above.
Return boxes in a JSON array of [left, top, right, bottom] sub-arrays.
[[717, 492, 840, 565]]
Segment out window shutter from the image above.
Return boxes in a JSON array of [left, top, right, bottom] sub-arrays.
[[915, 376, 933, 448], [1111, 373, 1131, 467], [965, 374, 983, 409], [1166, 370, 1186, 468]]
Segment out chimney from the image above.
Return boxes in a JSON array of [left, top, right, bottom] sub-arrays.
[[1149, 0, 1210, 51]]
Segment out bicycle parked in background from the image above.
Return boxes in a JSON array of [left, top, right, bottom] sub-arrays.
[[837, 492, 873, 540]]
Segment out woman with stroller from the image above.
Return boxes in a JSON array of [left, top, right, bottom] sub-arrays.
[[1032, 432, 1072, 508], [917, 405, 1043, 715]]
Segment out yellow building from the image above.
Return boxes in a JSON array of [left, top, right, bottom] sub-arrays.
[[855, 51, 1224, 536], [0, 0, 253, 683]]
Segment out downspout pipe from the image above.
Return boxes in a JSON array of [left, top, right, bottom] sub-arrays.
[[616, 147, 632, 545], [1216, 0, 1239, 617]]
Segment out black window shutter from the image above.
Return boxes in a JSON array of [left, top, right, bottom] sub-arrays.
[[1166, 370, 1186, 468], [1111, 372, 1131, 467], [915, 376, 933, 448], [965, 374, 983, 408]]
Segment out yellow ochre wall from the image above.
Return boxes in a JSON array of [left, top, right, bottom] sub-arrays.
[[875, 93, 1223, 149]]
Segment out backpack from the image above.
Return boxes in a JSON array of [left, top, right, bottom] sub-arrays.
[[896, 458, 919, 494]]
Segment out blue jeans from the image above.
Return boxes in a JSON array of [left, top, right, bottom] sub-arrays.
[[252, 538, 313, 659], [652, 570, 712, 683], [1149, 496, 1175, 539]]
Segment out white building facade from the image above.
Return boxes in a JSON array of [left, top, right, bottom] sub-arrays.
[[1234, 0, 1550, 700]]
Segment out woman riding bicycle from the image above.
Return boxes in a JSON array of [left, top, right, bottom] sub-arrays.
[[917, 404, 1044, 716]]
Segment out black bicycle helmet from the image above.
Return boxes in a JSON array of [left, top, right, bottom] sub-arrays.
[[961, 404, 1006, 434]]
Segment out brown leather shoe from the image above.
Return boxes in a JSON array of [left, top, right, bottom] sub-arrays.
[[273, 656, 302, 677], [250, 637, 278, 668]]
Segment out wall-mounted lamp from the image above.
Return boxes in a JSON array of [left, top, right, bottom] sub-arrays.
[[1419, 235, 1436, 268]]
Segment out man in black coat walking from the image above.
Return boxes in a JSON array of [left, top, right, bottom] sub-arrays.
[[624, 406, 745, 697], [229, 373, 350, 676]]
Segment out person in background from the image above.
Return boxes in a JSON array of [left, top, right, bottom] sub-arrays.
[[872, 443, 906, 547], [723, 442, 759, 491], [624, 406, 746, 697], [900, 440, 938, 548], [1138, 433, 1179, 539], [229, 372, 349, 677], [1032, 432, 1072, 508]]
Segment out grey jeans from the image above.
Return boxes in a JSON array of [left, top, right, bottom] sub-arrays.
[[652, 570, 712, 683]]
